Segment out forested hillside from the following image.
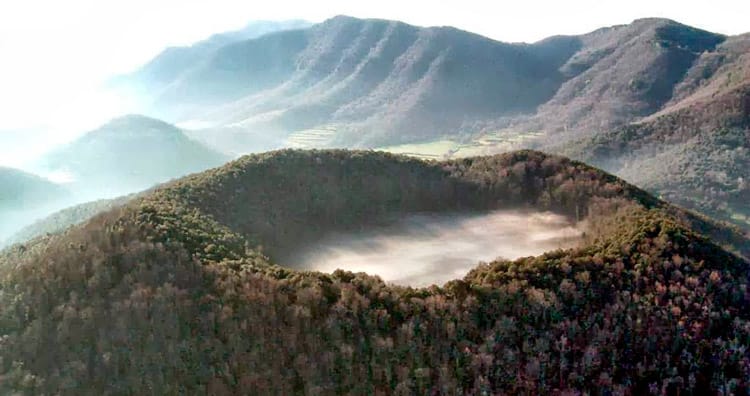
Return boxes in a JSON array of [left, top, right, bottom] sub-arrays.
[[526, 18, 725, 139], [1, 150, 749, 394]]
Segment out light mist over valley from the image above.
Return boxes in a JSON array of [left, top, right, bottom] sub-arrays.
[[288, 210, 583, 286]]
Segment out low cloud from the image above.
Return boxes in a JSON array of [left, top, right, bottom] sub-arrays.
[[289, 210, 583, 287]]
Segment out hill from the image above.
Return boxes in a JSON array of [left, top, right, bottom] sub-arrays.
[[0, 167, 67, 211], [124, 17, 730, 150], [559, 86, 750, 229], [36, 115, 230, 196], [1, 149, 749, 394]]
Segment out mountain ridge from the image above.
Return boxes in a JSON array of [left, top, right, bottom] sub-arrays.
[[110, 19, 312, 98]]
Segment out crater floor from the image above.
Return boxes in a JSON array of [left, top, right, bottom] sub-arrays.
[[287, 210, 584, 286]]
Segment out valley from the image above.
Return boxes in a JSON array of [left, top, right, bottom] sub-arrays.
[[287, 210, 582, 286]]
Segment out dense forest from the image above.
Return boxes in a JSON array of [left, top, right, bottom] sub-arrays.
[[3, 194, 136, 247], [1, 149, 749, 394]]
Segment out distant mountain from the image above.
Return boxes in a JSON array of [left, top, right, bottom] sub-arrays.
[[662, 33, 750, 112], [133, 15, 580, 150], [555, 33, 750, 229], [36, 115, 229, 196], [5, 194, 136, 246], [2, 149, 749, 394], [527, 18, 725, 139], [111, 19, 311, 98], [0, 167, 67, 211], [126, 16, 731, 150], [0, 167, 69, 244]]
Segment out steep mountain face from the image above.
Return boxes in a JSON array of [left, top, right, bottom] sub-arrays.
[[135, 16, 579, 150], [664, 33, 750, 110], [556, 34, 750, 229], [528, 18, 725, 139], [125, 16, 729, 151], [1, 150, 749, 394], [111, 20, 311, 98], [36, 115, 229, 197]]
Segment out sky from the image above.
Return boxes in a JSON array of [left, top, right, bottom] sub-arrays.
[[0, 0, 748, 166]]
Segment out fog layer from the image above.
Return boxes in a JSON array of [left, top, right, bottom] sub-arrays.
[[290, 210, 583, 287]]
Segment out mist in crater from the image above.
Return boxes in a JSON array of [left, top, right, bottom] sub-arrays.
[[289, 210, 584, 287]]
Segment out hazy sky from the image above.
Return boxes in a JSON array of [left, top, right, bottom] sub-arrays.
[[0, 0, 748, 166]]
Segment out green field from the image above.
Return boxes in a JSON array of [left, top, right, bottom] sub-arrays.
[[376, 140, 458, 160], [285, 126, 339, 149], [377, 130, 545, 160], [285, 126, 546, 160]]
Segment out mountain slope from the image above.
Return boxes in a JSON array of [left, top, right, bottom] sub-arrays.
[[555, 33, 750, 229], [559, 84, 750, 229], [121, 16, 748, 232], [663, 33, 750, 111], [0, 167, 67, 211], [141, 16, 580, 150], [37, 115, 229, 196], [1, 149, 749, 394], [131, 17, 729, 151], [5, 194, 136, 246], [526, 18, 725, 139], [111, 20, 311, 98], [0, 167, 70, 244], [123, 15, 748, 235]]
